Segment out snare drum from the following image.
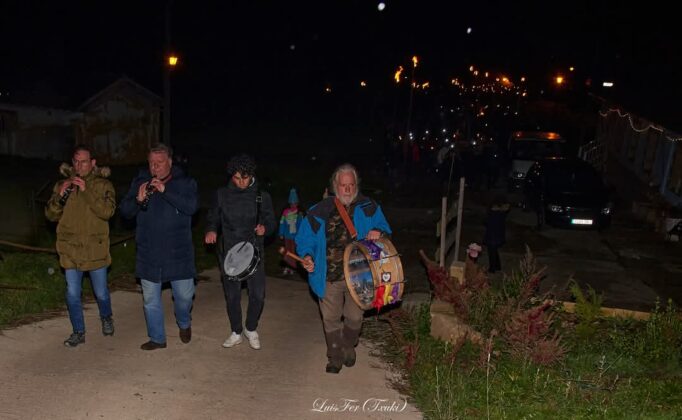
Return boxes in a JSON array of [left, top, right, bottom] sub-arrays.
[[343, 238, 404, 310], [223, 241, 260, 281]]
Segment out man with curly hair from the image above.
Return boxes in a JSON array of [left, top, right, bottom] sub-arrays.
[[205, 154, 276, 350]]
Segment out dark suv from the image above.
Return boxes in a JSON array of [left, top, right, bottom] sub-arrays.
[[523, 158, 613, 229]]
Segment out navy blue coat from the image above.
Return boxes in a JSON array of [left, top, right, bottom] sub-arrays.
[[119, 166, 198, 282]]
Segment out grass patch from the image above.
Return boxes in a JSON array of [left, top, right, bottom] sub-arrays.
[[364, 251, 682, 419], [0, 252, 64, 327], [366, 304, 682, 419]]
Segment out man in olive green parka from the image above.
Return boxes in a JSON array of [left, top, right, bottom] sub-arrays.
[[45, 145, 116, 347]]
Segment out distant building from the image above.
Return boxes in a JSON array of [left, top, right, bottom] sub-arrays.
[[0, 76, 161, 164], [0, 103, 80, 161], [76, 77, 161, 165]]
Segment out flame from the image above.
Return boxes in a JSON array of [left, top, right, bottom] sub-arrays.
[[394, 66, 404, 83], [412, 55, 418, 68]]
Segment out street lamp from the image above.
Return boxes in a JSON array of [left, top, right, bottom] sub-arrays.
[[162, 0, 175, 147]]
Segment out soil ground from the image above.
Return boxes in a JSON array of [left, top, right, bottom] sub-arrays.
[[0, 269, 422, 420]]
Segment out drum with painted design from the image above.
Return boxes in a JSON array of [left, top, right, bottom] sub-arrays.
[[342, 238, 404, 310]]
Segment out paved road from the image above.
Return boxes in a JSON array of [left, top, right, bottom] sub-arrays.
[[459, 188, 682, 311], [0, 269, 421, 420]]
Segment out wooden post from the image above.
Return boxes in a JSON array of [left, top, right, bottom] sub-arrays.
[[439, 196, 447, 267], [453, 177, 465, 262]]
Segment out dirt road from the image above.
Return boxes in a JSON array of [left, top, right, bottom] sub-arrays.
[[0, 268, 421, 420]]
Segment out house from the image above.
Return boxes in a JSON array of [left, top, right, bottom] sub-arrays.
[[0, 103, 80, 161], [0, 76, 161, 165], [76, 77, 161, 165]]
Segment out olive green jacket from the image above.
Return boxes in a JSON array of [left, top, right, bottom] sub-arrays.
[[45, 164, 116, 271]]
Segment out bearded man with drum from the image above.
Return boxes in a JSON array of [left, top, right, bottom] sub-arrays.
[[296, 163, 391, 374], [205, 154, 276, 350]]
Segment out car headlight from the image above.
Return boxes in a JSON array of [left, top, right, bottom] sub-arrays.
[[513, 171, 525, 179], [601, 207, 611, 215], [548, 204, 564, 213]]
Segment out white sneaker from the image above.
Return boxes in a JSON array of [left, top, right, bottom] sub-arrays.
[[222, 332, 243, 348], [243, 329, 261, 350]]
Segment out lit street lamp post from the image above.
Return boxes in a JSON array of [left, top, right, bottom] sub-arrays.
[[163, 0, 174, 147]]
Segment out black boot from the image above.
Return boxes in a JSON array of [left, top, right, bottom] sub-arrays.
[[342, 326, 361, 368], [324, 330, 344, 374]]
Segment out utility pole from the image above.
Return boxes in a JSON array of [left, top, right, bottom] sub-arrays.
[[162, 0, 173, 147]]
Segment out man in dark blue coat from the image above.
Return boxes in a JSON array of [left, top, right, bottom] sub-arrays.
[[120, 143, 198, 350]]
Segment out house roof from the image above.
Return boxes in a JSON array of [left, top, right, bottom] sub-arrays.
[[78, 76, 162, 111]]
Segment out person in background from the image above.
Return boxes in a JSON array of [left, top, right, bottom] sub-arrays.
[[45, 145, 116, 347], [278, 188, 303, 276], [483, 195, 510, 273], [119, 143, 198, 350]]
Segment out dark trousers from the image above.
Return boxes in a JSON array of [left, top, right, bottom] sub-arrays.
[[487, 244, 501, 273], [221, 262, 266, 334]]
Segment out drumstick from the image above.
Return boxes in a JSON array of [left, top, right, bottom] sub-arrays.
[[278, 247, 306, 264]]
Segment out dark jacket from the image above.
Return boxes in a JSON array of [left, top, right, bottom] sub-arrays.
[[295, 194, 391, 298], [119, 166, 198, 282], [205, 179, 276, 255], [483, 203, 510, 247], [45, 164, 116, 271]]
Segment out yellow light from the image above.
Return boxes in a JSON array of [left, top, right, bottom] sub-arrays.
[[473, 70, 479, 76], [569, 66, 575, 72], [501, 76, 509, 84], [555, 76, 564, 85], [325, 87, 332, 93], [422, 81, 430, 89], [360, 81, 367, 87], [168, 55, 179, 67], [520, 76, 526, 82], [412, 55, 419, 68], [484, 72, 489, 78], [394, 66, 403, 83], [469, 65, 474, 72]]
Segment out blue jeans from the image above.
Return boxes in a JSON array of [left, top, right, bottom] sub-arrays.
[[65, 266, 112, 333], [140, 278, 195, 344]]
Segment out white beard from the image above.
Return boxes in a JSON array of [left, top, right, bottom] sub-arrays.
[[337, 192, 357, 206]]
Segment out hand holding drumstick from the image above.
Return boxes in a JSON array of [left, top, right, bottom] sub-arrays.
[[278, 247, 314, 272]]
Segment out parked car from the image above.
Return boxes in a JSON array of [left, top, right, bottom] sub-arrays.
[[507, 131, 566, 190], [523, 158, 613, 229]]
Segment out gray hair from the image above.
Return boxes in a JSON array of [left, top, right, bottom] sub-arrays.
[[331, 163, 361, 195], [149, 143, 173, 159]]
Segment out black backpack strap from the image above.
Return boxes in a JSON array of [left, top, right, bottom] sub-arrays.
[[255, 189, 262, 226]]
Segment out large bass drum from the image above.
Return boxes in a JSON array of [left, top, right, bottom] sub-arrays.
[[223, 241, 260, 281], [343, 238, 404, 310]]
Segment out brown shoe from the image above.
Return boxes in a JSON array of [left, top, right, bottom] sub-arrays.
[[179, 327, 192, 344], [140, 341, 167, 351]]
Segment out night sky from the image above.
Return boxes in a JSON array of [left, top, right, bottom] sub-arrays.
[[1, 0, 680, 135]]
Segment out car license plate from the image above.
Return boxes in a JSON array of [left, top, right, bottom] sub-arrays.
[[571, 219, 593, 225]]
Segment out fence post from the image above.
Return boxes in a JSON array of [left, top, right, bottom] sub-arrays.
[[453, 177, 465, 262]]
